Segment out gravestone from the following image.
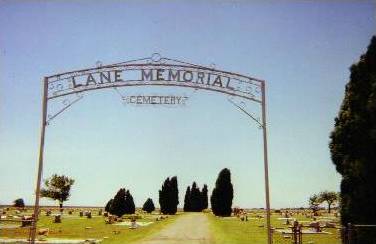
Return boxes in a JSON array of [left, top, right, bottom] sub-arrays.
[[105, 215, 116, 224], [129, 219, 137, 229], [309, 222, 321, 232], [325, 222, 336, 228], [21, 216, 33, 227], [38, 228, 49, 236], [54, 215, 61, 223]]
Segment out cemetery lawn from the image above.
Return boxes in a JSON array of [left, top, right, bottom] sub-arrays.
[[2, 210, 343, 244], [1, 213, 179, 244], [208, 212, 342, 244]]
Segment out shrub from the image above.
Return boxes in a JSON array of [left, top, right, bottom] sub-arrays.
[[13, 198, 25, 208], [142, 198, 155, 213]]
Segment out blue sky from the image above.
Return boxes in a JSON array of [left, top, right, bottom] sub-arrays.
[[0, 1, 375, 209]]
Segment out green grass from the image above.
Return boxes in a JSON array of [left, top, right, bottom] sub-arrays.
[[1, 210, 179, 244], [208, 212, 342, 244], [2, 208, 343, 244]]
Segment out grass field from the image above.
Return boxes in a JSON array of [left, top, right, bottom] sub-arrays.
[[1, 208, 343, 244], [208, 211, 342, 244], [1, 208, 178, 244]]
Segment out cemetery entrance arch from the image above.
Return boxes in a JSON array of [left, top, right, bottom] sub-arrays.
[[30, 55, 272, 244]]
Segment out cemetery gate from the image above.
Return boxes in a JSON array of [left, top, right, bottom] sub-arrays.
[[30, 54, 272, 244]]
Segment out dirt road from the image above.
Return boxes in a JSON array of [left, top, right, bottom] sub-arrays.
[[137, 213, 213, 244]]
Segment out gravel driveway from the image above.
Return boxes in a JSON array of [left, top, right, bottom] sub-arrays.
[[137, 213, 213, 244]]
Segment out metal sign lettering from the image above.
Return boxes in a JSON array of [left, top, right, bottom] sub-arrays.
[[123, 95, 188, 105], [46, 58, 263, 103]]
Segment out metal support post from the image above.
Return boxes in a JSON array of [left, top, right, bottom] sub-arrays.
[[261, 81, 272, 244], [29, 77, 48, 243]]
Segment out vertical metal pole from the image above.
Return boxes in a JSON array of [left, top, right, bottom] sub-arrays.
[[261, 81, 272, 244], [29, 77, 48, 243], [347, 223, 352, 244]]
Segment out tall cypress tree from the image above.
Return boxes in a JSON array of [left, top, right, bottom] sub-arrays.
[[159, 177, 169, 214], [159, 176, 179, 214], [184, 183, 208, 212], [211, 168, 233, 216], [109, 188, 127, 217], [201, 184, 208, 210], [330, 36, 376, 243], [211, 188, 219, 215], [190, 182, 201, 212], [124, 190, 135, 214], [169, 176, 179, 214], [183, 186, 191, 212]]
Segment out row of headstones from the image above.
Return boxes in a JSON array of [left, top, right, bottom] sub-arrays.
[[46, 209, 103, 216], [104, 214, 168, 225], [1, 208, 27, 217], [276, 210, 339, 219], [0, 208, 104, 226], [51, 210, 104, 223], [53, 214, 90, 223], [45, 209, 103, 216], [0, 208, 33, 227]]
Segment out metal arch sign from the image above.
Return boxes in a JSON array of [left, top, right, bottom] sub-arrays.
[[30, 56, 272, 244], [46, 59, 263, 103]]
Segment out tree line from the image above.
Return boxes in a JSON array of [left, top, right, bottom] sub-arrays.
[[37, 168, 234, 218], [104, 168, 233, 217]]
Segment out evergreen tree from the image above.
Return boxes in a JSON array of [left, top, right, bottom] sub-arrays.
[[211, 168, 233, 216], [142, 198, 155, 213], [109, 188, 127, 217], [190, 182, 202, 212], [159, 177, 169, 214], [330, 36, 376, 243], [124, 190, 135, 214], [105, 198, 113, 212], [169, 176, 179, 214], [201, 184, 208, 210], [183, 186, 191, 212], [159, 176, 179, 214], [13, 198, 25, 208], [184, 182, 208, 212], [211, 188, 219, 215]]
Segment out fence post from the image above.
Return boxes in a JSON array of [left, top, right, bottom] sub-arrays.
[[347, 223, 352, 244], [292, 221, 299, 244]]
